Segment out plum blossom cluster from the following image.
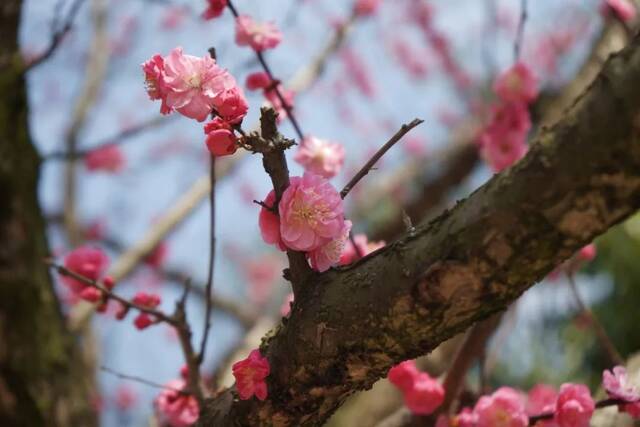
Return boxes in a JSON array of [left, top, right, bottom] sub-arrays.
[[59, 246, 163, 330], [477, 62, 538, 172], [231, 349, 271, 400], [388, 360, 445, 415], [154, 375, 200, 427], [245, 71, 296, 123], [434, 367, 640, 427], [142, 47, 248, 157]]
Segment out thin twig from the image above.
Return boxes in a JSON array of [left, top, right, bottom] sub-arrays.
[[513, 0, 527, 62], [47, 261, 177, 325], [25, 0, 88, 71], [225, 0, 306, 141], [340, 119, 424, 199], [100, 366, 187, 394], [566, 273, 624, 366], [174, 292, 205, 404], [43, 116, 172, 161], [198, 155, 216, 365]]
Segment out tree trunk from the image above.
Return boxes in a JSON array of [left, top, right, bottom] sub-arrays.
[[0, 2, 95, 425]]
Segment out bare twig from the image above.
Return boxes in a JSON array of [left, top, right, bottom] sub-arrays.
[[226, 0, 306, 141], [513, 0, 528, 62], [174, 294, 205, 404], [44, 116, 173, 161], [198, 155, 216, 365], [62, 0, 109, 246], [100, 366, 186, 393], [340, 119, 423, 199], [24, 0, 88, 71], [567, 273, 624, 366]]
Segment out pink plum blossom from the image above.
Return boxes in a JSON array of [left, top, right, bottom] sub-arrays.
[[62, 246, 110, 295], [142, 54, 172, 115], [494, 63, 538, 104], [474, 387, 529, 427], [204, 117, 237, 156], [154, 379, 199, 427], [202, 0, 227, 20], [246, 71, 271, 91], [258, 189, 287, 251], [308, 220, 352, 272], [232, 349, 270, 400], [340, 234, 385, 265], [214, 86, 248, 124], [554, 384, 594, 427], [294, 136, 345, 179], [161, 47, 236, 122], [388, 360, 419, 392], [602, 0, 636, 22], [437, 407, 477, 427], [235, 15, 282, 52], [527, 384, 558, 426], [354, 0, 381, 16], [132, 292, 161, 330], [84, 145, 125, 173], [478, 101, 531, 172], [404, 372, 445, 415], [603, 366, 640, 419], [279, 173, 345, 252]]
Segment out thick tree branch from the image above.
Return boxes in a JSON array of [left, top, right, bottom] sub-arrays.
[[199, 34, 640, 426]]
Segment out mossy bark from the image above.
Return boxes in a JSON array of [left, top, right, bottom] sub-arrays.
[[199, 35, 640, 426], [0, 2, 95, 426]]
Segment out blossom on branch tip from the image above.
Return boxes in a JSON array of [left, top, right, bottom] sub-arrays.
[[204, 117, 237, 156], [202, 0, 227, 20], [132, 292, 161, 330], [84, 144, 126, 173], [279, 173, 345, 252], [554, 384, 594, 427], [232, 349, 270, 400], [235, 15, 282, 52], [154, 379, 199, 427], [61, 246, 110, 295], [474, 387, 528, 427], [294, 136, 345, 179], [603, 366, 640, 419]]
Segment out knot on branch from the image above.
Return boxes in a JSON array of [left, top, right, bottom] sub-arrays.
[[243, 107, 296, 154]]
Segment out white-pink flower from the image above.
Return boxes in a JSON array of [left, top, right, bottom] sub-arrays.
[[554, 384, 594, 427], [154, 379, 199, 427], [235, 15, 282, 52], [308, 220, 352, 272], [279, 173, 345, 252], [474, 387, 529, 427], [294, 136, 345, 179], [162, 47, 236, 121], [603, 366, 640, 419]]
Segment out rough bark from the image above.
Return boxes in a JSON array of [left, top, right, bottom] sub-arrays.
[[199, 34, 640, 426], [0, 2, 95, 425]]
